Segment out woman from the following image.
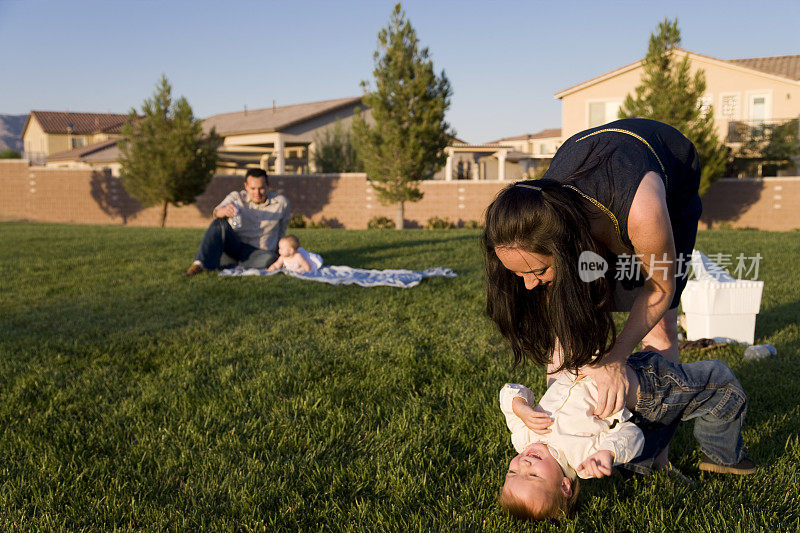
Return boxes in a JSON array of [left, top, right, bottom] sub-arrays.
[[483, 118, 702, 420]]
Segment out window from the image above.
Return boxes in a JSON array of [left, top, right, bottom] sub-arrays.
[[588, 101, 622, 128], [721, 94, 740, 120], [71, 137, 86, 149], [748, 93, 771, 124], [539, 143, 548, 155]]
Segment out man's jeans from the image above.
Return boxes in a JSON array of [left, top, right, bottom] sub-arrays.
[[622, 351, 747, 474], [195, 218, 277, 270]]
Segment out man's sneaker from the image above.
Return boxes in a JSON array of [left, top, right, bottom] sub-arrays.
[[699, 453, 757, 475], [183, 263, 204, 277]]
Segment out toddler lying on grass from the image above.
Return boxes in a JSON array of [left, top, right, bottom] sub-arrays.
[[499, 374, 644, 520], [500, 351, 756, 522]]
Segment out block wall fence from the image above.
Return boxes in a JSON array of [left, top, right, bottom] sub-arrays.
[[2, 160, 800, 231]]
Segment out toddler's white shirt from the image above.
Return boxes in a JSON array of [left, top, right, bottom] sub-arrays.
[[500, 374, 644, 479]]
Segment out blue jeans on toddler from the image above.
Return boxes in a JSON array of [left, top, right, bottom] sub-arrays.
[[195, 218, 277, 270], [621, 351, 747, 475]]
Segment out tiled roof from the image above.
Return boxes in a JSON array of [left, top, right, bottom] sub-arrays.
[[726, 54, 800, 81], [47, 139, 119, 162], [491, 128, 562, 143], [29, 110, 129, 134], [203, 96, 364, 136]]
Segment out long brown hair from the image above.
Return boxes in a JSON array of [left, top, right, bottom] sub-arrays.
[[482, 179, 615, 374]]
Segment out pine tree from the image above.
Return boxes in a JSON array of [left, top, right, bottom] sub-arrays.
[[619, 19, 727, 194], [119, 75, 220, 227], [352, 3, 454, 229]]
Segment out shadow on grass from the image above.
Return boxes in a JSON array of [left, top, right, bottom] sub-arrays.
[[754, 297, 800, 340], [320, 233, 480, 267]]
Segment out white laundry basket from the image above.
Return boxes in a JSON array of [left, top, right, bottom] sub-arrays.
[[680, 250, 764, 344]]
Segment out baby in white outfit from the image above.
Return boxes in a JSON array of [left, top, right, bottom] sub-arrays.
[[267, 235, 322, 274], [498, 374, 644, 521]]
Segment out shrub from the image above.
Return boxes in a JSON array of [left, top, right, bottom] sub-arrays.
[[464, 220, 482, 229], [425, 216, 454, 230], [289, 214, 307, 228], [306, 218, 328, 229], [367, 216, 396, 229], [289, 214, 328, 229]]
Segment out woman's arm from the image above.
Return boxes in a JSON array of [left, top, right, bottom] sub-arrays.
[[584, 172, 676, 418]]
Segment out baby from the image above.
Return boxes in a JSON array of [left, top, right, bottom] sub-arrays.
[[267, 235, 322, 274], [499, 374, 644, 521], [500, 351, 756, 522]]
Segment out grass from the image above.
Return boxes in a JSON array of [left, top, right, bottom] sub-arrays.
[[0, 222, 798, 531]]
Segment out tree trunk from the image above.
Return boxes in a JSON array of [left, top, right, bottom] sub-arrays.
[[160, 200, 168, 228], [395, 201, 405, 229]]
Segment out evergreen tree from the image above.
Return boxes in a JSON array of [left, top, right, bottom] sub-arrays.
[[312, 120, 363, 173], [619, 19, 727, 194], [119, 75, 220, 227], [352, 3, 454, 229], [0, 148, 21, 159]]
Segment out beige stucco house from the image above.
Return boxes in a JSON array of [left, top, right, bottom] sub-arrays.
[[203, 96, 368, 174], [23, 111, 128, 165], [555, 50, 800, 145], [45, 139, 121, 175]]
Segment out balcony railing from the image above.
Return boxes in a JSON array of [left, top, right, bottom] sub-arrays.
[[726, 118, 800, 143]]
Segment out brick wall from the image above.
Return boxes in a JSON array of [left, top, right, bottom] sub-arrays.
[[2, 160, 800, 230], [699, 177, 800, 231]]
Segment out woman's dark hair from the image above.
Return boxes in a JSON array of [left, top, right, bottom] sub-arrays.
[[482, 179, 615, 374]]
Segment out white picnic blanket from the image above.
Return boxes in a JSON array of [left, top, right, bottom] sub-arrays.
[[219, 265, 456, 288]]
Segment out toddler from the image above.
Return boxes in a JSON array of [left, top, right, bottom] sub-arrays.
[[499, 373, 644, 521], [500, 351, 756, 521], [267, 235, 322, 274]]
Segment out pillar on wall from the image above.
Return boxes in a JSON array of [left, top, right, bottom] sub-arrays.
[[308, 143, 317, 173], [274, 135, 285, 174], [497, 149, 507, 181], [444, 148, 453, 181], [471, 157, 480, 180]]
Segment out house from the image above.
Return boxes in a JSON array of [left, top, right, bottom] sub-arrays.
[[202, 96, 368, 174], [554, 50, 800, 149], [488, 128, 562, 177], [45, 139, 121, 175], [23, 111, 128, 165]]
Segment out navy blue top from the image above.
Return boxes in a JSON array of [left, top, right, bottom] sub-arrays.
[[543, 118, 701, 251]]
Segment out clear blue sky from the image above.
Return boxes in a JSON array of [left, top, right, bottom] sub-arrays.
[[1, 0, 798, 143]]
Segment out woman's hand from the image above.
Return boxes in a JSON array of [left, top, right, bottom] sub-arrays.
[[581, 352, 629, 419]]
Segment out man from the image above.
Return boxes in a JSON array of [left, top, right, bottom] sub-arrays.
[[183, 168, 290, 276]]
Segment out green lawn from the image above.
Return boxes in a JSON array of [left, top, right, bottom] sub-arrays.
[[0, 222, 798, 531]]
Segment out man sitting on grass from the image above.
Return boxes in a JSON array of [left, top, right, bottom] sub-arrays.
[[499, 351, 756, 522], [183, 168, 290, 277]]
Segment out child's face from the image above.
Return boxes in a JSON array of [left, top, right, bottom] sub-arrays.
[[503, 443, 572, 512], [278, 240, 297, 258]]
